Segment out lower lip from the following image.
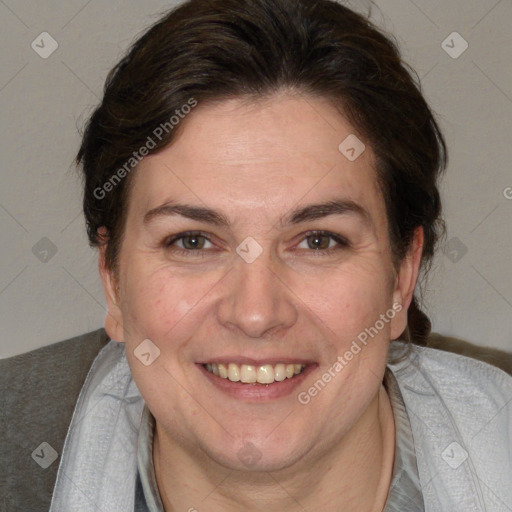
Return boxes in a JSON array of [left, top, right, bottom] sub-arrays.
[[197, 364, 317, 401]]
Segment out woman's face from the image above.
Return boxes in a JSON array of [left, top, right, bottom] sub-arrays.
[[100, 92, 420, 471]]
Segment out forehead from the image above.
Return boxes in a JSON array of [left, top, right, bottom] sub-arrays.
[[129, 93, 384, 225]]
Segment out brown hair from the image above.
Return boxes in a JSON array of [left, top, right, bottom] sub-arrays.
[[77, 0, 447, 347]]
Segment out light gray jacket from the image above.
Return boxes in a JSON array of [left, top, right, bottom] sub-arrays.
[[2, 330, 512, 511]]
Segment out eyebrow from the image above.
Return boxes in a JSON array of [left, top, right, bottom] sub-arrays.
[[143, 198, 371, 228]]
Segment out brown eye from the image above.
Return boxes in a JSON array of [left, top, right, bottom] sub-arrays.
[[179, 234, 207, 250], [295, 231, 350, 256], [164, 232, 214, 254], [306, 233, 331, 250]]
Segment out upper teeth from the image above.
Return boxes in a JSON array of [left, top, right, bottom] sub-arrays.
[[205, 363, 306, 384]]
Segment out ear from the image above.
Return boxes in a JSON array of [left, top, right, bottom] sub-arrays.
[[97, 227, 125, 342], [389, 226, 424, 340]]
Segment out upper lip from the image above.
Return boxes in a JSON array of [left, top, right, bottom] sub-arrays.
[[198, 357, 316, 365]]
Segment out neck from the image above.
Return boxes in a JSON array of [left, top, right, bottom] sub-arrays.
[[153, 385, 395, 512]]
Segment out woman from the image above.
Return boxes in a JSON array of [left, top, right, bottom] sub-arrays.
[[4, 0, 512, 510]]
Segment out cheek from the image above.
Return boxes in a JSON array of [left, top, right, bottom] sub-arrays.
[[120, 263, 221, 341], [295, 261, 394, 341]]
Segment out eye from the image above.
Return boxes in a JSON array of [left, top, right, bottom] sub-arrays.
[[295, 230, 349, 255], [163, 231, 214, 256]]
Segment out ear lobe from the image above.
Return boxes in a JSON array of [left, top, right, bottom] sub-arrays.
[[97, 227, 124, 342], [389, 226, 424, 340]]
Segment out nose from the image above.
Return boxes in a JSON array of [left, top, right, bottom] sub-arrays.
[[216, 251, 298, 339]]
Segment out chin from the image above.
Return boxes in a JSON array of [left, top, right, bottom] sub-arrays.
[[199, 429, 312, 473]]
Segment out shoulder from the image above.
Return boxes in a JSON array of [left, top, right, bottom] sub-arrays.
[[390, 337, 512, 402], [1, 328, 111, 511], [0, 327, 110, 375], [388, 337, 512, 508], [425, 332, 512, 376], [1, 328, 111, 414], [389, 337, 512, 452]]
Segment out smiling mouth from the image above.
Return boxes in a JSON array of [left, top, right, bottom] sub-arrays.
[[204, 363, 307, 385]]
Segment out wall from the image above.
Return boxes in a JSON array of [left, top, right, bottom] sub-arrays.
[[0, 0, 511, 357]]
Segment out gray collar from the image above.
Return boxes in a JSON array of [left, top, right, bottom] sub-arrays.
[[382, 367, 425, 511]]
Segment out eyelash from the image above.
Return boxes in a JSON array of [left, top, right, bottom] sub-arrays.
[[162, 230, 350, 258]]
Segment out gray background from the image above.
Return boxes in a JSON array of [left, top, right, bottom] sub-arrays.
[[1, 0, 511, 358]]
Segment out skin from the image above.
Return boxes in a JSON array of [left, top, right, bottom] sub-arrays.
[[98, 91, 423, 511]]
